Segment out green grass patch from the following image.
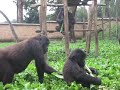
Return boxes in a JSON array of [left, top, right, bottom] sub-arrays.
[[0, 39, 120, 90]]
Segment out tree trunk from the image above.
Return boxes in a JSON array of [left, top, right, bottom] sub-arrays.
[[94, 0, 98, 57], [40, 0, 47, 35], [63, 0, 70, 58], [40, 0, 47, 62], [17, 0, 23, 23], [116, 0, 119, 39]]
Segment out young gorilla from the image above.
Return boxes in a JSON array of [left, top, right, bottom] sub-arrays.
[[0, 34, 56, 85], [63, 49, 101, 88]]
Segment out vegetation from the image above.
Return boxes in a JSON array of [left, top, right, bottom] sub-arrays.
[[0, 36, 120, 90], [98, 0, 120, 18], [13, 0, 120, 23], [75, 7, 87, 22], [23, 0, 39, 23]]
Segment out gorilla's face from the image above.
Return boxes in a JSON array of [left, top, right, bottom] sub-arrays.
[[43, 43, 49, 54], [40, 36, 49, 54], [69, 49, 86, 67], [78, 58, 85, 67]]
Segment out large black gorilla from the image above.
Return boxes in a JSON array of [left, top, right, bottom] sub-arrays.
[[0, 34, 56, 85], [63, 49, 101, 88]]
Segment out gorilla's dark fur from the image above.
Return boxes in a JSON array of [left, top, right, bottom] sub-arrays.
[[0, 35, 56, 85], [63, 49, 101, 88]]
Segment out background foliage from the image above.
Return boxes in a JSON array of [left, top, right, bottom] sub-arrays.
[[12, 0, 120, 23]]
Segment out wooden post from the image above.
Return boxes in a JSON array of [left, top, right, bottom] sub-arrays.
[[108, 16, 111, 39], [108, 15, 111, 39], [94, 0, 98, 57], [63, 0, 70, 58], [17, 0, 23, 23], [86, 2, 94, 53], [101, 6, 104, 39], [39, 0, 47, 62], [83, 6, 86, 38], [108, 1, 111, 39], [40, 0, 47, 35], [115, 0, 119, 38]]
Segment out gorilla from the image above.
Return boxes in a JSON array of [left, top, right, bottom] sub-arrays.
[[0, 34, 56, 85], [63, 49, 101, 88], [55, 7, 76, 42]]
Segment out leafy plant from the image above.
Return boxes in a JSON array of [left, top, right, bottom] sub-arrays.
[[0, 37, 120, 90]]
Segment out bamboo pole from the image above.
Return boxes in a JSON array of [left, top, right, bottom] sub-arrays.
[[94, 0, 98, 57], [63, 0, 70, 58]]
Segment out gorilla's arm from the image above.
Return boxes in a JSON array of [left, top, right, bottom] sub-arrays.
[[31, 40, 46, 83], [31, 39, 58, 83], [45, 64, 57, 74], [89, 67, 99, 75], [0, 35, 57, 85], [85, 67, 99, 75], [71, 63, 101, 85]]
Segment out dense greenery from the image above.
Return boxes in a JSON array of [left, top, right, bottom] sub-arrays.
[[23, 0, 39, 23], [75, 7, 87, 22], [0, 37, 120, 90]]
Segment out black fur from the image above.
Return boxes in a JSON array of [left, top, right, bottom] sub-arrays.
[[0, 34, 56, 85], [63, 49, 101, 88]]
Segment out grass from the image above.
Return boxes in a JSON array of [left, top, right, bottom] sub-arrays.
[[0, 38, 120, 90]]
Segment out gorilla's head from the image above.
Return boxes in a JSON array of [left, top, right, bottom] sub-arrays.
[[69, 49, 86, 67]]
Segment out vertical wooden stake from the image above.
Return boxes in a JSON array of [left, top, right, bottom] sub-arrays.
[[94, 0, 98, 57], [115, 0, 119, 38], [101, 6, 104, 39], [63, 0, 70, 58], [83, 6, 86, 38], [86, 2, 94, 53], [39, 0, 47, 62], [40, 0, 47, 35], [17, 0, 23, 23], [108, 1, 111, 39]]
